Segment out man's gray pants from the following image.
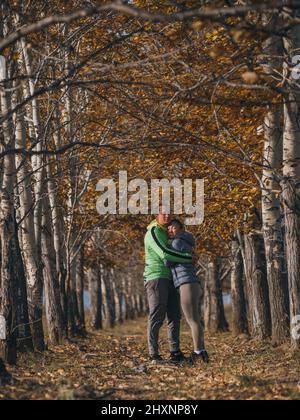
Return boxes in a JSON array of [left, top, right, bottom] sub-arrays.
[[145, 278, 181, 356]]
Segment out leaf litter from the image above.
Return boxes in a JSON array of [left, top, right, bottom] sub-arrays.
[[0, 318, 299, 400]]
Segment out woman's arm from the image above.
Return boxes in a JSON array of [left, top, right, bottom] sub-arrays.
[[149, 226, 192, 263]]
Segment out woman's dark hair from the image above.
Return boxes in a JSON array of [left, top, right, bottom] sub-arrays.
[[169, 219, 184, 229]]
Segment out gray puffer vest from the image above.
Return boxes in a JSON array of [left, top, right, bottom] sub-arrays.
[[169, 231, 199, 289]]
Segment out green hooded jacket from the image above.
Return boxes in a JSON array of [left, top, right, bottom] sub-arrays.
[[144, 220, 192, 282]]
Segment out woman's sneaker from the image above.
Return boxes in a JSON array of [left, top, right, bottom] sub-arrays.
[[191, 350, 210, 364], [169, 351, 185, 363]]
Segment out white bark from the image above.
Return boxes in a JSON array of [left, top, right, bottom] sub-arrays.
[[41, 193, 65, 345], [243, 233, 271, 340], [19, 37, 43, 250], [231, 233, 248, 336], [281, 11, 300, 349], [0, 54, 18, 363], [15, 115, 45, 350], [45, 154, 67, 332], [262, 108, 290, 344]]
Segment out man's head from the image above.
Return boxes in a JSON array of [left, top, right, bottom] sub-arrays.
[[168, 219, 184, 238], [156, 206, 172, 226]]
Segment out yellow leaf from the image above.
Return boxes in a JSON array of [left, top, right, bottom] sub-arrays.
[[242, 71, 259, 85]]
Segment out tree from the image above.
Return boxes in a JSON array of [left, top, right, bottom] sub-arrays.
[[3, 0, 300, 366], [204, 258, 229, 333], [88, 266, 102, 330], [243, 231, 272, 340], [75, 246, 86, 336], [259, 13, 290, 346], [14, 109, 45, 351], [0, 54, 19, 364], [231, 232, 248, 336], [41, 192, 65, 345], [281, 8, 300, 349]]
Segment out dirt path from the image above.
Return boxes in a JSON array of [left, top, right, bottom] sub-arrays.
[[1, 317, 300, 400]]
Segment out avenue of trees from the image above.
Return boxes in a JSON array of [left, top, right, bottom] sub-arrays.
[[1, 0, 300, 374]]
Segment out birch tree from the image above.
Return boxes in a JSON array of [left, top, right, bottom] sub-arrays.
[[0, 54, 18, 364], [231, 233, 248, 336], [75, 246, 86, 335], [204, 258, 229, 333], [243, 232, 272, 340], [15, 33, 46, 351], [88, 266, 102, 330], [41, 191, 65, 345], [260, 13, 290, 346], [281, 9, 300, 349], [14, 107, 45, 351]]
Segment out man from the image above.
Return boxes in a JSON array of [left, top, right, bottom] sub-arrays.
[[144, 208, 193, 362]]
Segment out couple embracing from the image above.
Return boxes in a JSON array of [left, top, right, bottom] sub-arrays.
[[144, 208, 209, 364]]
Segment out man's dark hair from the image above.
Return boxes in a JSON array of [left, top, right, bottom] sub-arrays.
[[169, 219, 184, 229]]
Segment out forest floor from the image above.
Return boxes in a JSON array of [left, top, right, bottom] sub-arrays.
[[1, 314, 300, 400]]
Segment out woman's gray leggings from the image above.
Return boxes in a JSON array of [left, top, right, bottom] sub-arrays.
[[179, 282, 205, 351]]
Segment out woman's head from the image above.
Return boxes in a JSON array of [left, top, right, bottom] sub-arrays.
[[168, 219, 184, 238]]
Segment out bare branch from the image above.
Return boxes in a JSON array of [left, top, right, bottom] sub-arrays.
[[1, 1, 300, 53]]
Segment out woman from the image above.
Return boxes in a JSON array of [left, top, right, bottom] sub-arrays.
[[166, 219, 209, 363]]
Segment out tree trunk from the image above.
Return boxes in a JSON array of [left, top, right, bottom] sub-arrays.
[[10, 79, 32, 353], [116, 273, 125, 324], [262, 108, 290, 345], [18, 35, 46, 351], [46, 155, 67, 337], [231, 234, 248, 336], [281, 11, 300, 349], [260, 14, 290, 346], [204, 270, 211, 331], [20, 38, 44, 258], [14, 215, 33, 352], [41, 195, 64, 345], [65, 261, 77, 337], [62, 27, 80, 338], [243, 233, 272, 340], [88, 267, 102, 330], [0, 55, 18, 364], [102, 269, 116, 328], [122, 274, 130, 321], [111, 275, 122, 324], [0, 210, 19, 364], [281, 179, 300, 348], [205, 259, 229, 333], [15, 115, 45, 351], [75, 246, 86, 336]]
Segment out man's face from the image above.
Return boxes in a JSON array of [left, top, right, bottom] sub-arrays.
[[156, 210, 171, 226]]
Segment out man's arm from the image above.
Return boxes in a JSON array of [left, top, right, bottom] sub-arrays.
[[149, 227, 192, 263]]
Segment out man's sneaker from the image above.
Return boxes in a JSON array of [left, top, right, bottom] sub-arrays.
[[149, 354, 164, 363], [169, 351, 185, 363], [191, 350, 210, 364]]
